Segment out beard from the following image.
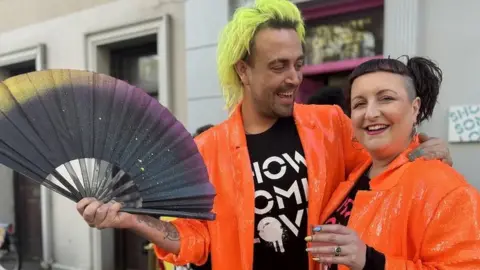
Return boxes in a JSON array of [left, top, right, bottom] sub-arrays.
[[250, 86, 296, 119], [272, 102, 294, 117], [272, 85, 297, 117]]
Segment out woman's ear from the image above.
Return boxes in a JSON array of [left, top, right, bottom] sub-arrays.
[[234, 60, 249, 86], [412, 96, 421, 123]]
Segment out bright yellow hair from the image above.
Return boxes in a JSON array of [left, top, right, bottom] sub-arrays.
[[216, 0, 306, 111]]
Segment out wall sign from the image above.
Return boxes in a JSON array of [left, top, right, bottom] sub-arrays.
[[448, 105, 480, 143]]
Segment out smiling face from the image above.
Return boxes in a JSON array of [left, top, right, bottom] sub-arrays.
[[350, 71, 420, 159], [235, 27, 304, 118]]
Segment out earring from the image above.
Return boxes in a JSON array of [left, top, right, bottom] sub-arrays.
[[412, 123, 418, 137]]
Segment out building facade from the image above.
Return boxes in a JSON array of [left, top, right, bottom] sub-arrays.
[[0, 0, 479, 269], [0, 0, 187, 269]]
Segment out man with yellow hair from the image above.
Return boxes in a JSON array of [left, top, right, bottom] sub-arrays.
[[76, 0, 451, 269]]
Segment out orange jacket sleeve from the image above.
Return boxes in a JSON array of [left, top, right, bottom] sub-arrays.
[[385, 185, 480, 269], [333, 105, 368, 176], [153, 135, 212, 266], [153, 218, 210, 266]]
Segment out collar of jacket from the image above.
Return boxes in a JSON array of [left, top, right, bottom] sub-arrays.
[[319, 136, 421, 225], [226, 102, 316, 151], [347, 135, 421, 191]]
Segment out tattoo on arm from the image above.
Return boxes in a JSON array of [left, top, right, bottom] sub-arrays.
[[136, 215, 180, 241]]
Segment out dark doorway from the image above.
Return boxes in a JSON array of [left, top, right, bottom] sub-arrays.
[[299, 70, 352, 103], [3, 61, 44, 266], [13, 173, 43, 264], [107, 36, 158, 270]]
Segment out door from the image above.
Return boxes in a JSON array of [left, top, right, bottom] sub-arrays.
[[3, 61, 44, 266], [109, 39, 158, 270], [14, 173, 43, 264]]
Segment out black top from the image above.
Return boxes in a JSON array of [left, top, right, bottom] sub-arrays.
[[190, 255, 212, 270], [324, 170, 385, 270], [246, 116, 309, 270], [324, 172, 371, 227]]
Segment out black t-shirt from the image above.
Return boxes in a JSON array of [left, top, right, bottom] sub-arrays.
[[324, 169, 385, 270], [324, 172, 370, 227], [246, 116, 309, 270]]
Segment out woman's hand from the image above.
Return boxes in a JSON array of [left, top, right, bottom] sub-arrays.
[[305, 224, 366, 270]]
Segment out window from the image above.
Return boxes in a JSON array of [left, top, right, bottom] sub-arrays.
[[109, 38, 159, 98], [0, 45, 45, 79], [304, 6, 384, 65], [0, 60, 36, 78], [86, 16, 171, 108], [229, 0, 253, 17]]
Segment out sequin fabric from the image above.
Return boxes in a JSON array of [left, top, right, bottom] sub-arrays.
[[155, 104, 369, 270], [320, 141, 480, 270]]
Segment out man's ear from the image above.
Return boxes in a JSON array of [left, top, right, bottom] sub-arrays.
[[234, 60, 249, 86]]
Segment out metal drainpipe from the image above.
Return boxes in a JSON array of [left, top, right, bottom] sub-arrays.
[[40, 186, 54, 269], [35, 44, 53, 270]]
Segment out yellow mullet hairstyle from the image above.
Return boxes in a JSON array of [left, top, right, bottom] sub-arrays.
[[216, 0, 306, 111]]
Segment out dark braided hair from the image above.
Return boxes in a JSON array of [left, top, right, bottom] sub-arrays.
[[345, 56, 443, 124]]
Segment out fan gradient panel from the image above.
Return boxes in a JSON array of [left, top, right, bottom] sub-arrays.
[[0, 69, 216, 221]]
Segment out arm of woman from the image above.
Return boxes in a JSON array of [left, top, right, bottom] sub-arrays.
[[307, 185, 480, 269], [384, 185, 480, 269]]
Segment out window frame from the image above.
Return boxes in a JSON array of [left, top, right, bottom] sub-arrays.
[[85, 16, 172, 109], [0, 44, 46, 72], [0, 44, 54, 270]]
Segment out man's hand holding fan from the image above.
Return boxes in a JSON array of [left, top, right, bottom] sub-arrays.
[[0, 69, 216, 255]]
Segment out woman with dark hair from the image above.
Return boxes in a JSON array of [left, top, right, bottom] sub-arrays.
[[305, 56, 480, 269]]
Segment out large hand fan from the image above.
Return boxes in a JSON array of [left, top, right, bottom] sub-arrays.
[[0, 69, 216, 221]]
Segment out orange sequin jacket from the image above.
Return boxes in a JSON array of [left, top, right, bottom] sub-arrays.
[[154, 104, 368, 270], [320, 140, 480, 269]]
